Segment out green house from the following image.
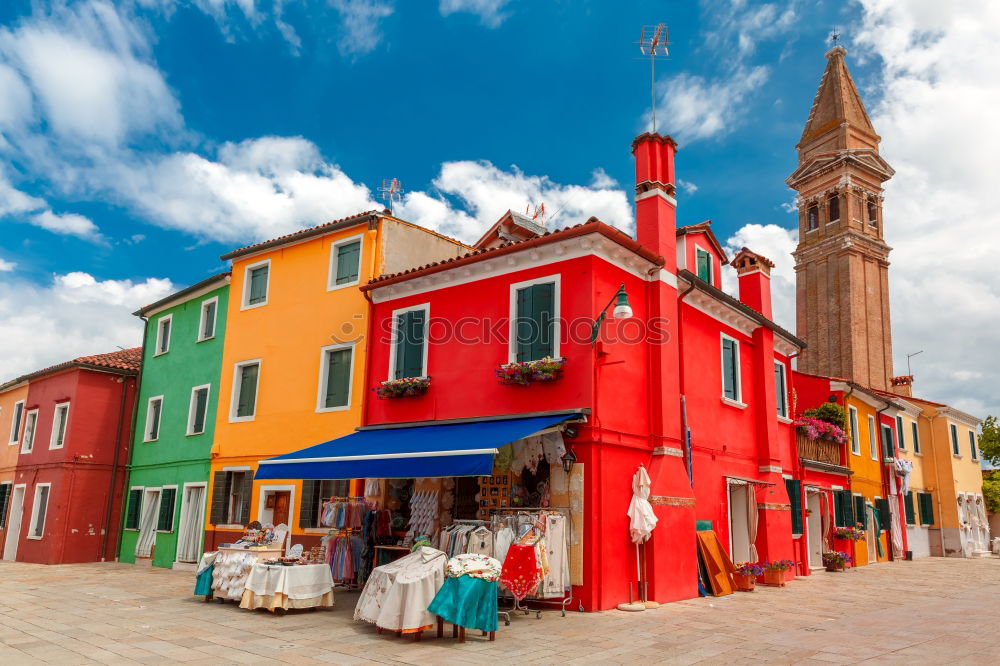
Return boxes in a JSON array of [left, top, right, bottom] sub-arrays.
[[119, 274, 230, 569]]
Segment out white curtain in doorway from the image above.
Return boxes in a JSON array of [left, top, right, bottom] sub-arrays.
[[747, 486, 759, 561], [177, 486, 206, 563], [135, 491, 160, 558], [889, 497, 904, 558], [975, 498, 991, 552]]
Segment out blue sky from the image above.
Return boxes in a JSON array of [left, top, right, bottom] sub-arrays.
[[1, 0, 998, 420]]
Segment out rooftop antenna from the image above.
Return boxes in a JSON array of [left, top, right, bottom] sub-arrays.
[[379, 178, 403, 215], [525, 202, 546, 225], [829, 28, 841, 47], [906, 350, 924, 377], [638, 24, 669, 133]]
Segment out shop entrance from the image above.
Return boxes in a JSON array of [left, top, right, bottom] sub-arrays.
[[806, 491, 823, 569], [728, 483, 752, 564], [2, 485, 25, 561]]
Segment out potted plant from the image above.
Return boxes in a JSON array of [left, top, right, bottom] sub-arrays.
[[760, 559, 794, 586], [375, 376, 431, 399], [731, 562, 763, 591], [833, 526, 865, 542], [822, 550, 851, 572], [495, 357, 566, 385]]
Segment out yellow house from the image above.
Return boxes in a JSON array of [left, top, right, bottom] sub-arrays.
[[0, 380, 29, 560], [891, 398, 936, 558], [205, 210, 466, 549]]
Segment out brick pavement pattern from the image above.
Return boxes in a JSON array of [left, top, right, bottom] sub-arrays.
[[1, 557, 998, 665]]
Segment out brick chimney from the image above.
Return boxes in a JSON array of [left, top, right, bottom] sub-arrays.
[[631, 133, 678, 266], [890, 375, 913, 397], [730, 247, 775, 319]]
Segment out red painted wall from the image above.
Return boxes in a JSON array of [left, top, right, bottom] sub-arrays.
[[13, 368, 136, 564]]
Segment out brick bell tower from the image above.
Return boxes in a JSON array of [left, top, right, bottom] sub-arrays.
[[788, 46, 896, 391]]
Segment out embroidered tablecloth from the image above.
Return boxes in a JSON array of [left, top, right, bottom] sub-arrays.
[[500, 544, 541, 601], [239, 563, 334, 611], [354, 546, 447, 632]]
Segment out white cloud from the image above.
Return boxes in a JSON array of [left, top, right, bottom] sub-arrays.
[[678, 179, 699, 195], [439, 0, 512, 27], [0, 258, 15, 272], [329, 0, 394, 57], [0, 172, 45, 216], [0, 63, 32, 128], [30, 210, 104, 242], [702, 0, 797, 58], [0, 271, 174, 381], [722, 224, 798, 331]]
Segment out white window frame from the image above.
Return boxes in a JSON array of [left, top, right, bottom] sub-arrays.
[[774, 361, 789, 421], [720, 333, 745, 408], [197, 296, 219, 342], [27, 482, 51, 540], [849, 406, 860, 456], [187, 384, 211, 436], [154, 314, 172, 356], [896, 416, 906, 451], [256, 485, 296, 537], [950, 423, 960, 457], [507, 275, 561, 364], [156, 484, 179, 533], [8, 399, 24, 445], [969, 430, 978, 461], [125, 485, 144, 531], [229, 359, 262, 423], [327, 233, 364, 291], [241, 259, 271, 310], [49, 402, 70, 450], [695, 246, 713, 283], [868, 415, 878, 461], [388, 303, 431, 380], [144, 396, 164, 442], [20, 408, 38, 454], [316, 343, 356, 413]]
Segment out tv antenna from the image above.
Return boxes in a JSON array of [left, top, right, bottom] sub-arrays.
[[526, 202, 546, 224], [906, 350, 924, 377], [379, 178, 403, 215], [638, 24, 669, 133], [829, 28, 841, 47]]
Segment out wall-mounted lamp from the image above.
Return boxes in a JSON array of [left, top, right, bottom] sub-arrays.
[[561, 448, 578, 474], [590, 283, 634, 345]]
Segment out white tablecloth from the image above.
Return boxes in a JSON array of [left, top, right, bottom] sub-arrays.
[[240, 563, 334, 611], [212, 547, 283, 601], [353, 546, 447, 632]]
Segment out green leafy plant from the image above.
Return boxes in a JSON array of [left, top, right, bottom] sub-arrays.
[[977, 415, 1000, 467], [982, 476, 1000, 515], [802, 402, 847, 429]]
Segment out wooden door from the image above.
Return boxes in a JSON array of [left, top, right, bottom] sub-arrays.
[[272, 492, 291, 526]]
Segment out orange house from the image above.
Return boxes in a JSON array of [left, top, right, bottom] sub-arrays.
[[0, 379, 29, 560], [205, 210, 467, 549]]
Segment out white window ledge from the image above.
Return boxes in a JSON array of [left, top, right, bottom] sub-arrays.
[[215, 524, 245, 531], [777, 415, 793, 425], [303, 527, 333, 534], [721, 396, 747, 410]]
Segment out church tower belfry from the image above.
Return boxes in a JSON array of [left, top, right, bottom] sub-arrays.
[[788, 46, 896, 390]]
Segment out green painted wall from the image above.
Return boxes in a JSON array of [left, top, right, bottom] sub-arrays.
[[119, 282, 228, 568]]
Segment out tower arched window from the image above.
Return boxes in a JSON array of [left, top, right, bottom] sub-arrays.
[[828, 194, 840, 222], [807, 205, 819, 231], [867, 197, 878, 226]]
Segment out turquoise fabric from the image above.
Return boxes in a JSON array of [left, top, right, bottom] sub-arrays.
[[194, 564, 214, 596], [428, 576, 499, 632]]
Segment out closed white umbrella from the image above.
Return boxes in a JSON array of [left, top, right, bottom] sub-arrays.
[[619, 464, 658, 612]]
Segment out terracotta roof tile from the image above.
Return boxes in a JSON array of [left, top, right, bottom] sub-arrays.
[[0, 348, 142, 388], [220, 210, 382, 261]]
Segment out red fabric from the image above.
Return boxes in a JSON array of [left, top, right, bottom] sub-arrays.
[[500, 544, 541, 601]]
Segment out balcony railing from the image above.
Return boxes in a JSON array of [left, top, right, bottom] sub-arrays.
[[797, 434, 842, 466]]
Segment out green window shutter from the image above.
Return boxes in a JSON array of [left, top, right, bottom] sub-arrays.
[[904, 492, 916, 525], [12, 403, 23, 440], [299, 480, 320, 528], [150, 400, 161, 439], [236, 364, 259, 417], [249, 265, 269, 304], [722, 339, 737, 400], [515, 283, 555, 362], [896, 416, 906, 450], [842, 491, 855, 526], [969, 431, 978, 460], [875, 498, 891, 532], [336, 241, 361, 285], [237, 471, 254, 525], [834, 492, 845, 527], [125, 489, 143, 530], [774, 364, 787, 417], [395, 310, 426, 379], [950, 424, 959, 455], [911, 422, 920, 454], [696, 250, 711, 282], [209, 471, 230, 525], [515, 286, 533, 362], [881, 426, 894, 459], [854, 495, 867, 529], [785, 479, 802, 535], [202, 300, 216, 338], [157, 488, 176, 531], [193, 388, 208, 434], [159, 319, 170, 353], [325, 349, 352, 408], [918, 492, 934, 525], [0, 484, 11, 528]]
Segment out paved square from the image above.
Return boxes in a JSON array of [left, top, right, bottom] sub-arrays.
[[1, 557, 998, 664]]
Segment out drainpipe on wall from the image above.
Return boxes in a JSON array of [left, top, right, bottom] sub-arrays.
[[101, 375, 130, 562], [676, 281, 696, 487]]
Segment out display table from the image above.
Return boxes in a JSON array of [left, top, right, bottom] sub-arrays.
[[210, 547, 283, 602], [354, 546, 447, 635], [239, 563, 335, 613]]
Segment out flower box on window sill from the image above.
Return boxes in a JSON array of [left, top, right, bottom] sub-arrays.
[[375, 376, 431, 399], [495, 357, 566, 386]]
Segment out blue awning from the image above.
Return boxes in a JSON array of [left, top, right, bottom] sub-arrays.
[[255, 414, 576, 481]]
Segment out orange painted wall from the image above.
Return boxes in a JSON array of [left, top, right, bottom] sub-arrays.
[[0, 383, 29, 549]]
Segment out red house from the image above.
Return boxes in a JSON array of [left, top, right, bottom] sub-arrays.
[[3, 350, 139, 564]]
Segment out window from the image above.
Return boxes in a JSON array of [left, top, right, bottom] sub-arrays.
[[853, 495, 867, 529], [918, 491, 934, 525], [833, 490, 854, 527], [807, 204, 819, 231], [144, 397, 163, 442], [950, 423, 960, 455], [904, 492, 916, 525], [784, 479, 802, 535], [28, 483, 50, 539], [328, 236, 362, 289], [198, 297, 218, 341], [49, 402, 70, 449], [695, 248, 712, 282], [187, 385, 210, 435], [231, 361, 260, 421], [969, 430, 978, 460], [911, 421, 921, 454], [125, 487, 143, 530], [896, 416, 906, 450], [318, 344, 354, 412], [868, 415, 878, 460], [391, 305, 429, 379], [849, 406, 860, 455], [0, 482, 10, 528], [880, 424, 895, 460], [721, 335, 742, 404], [8, 400, 23, 444], [867, 197, 878, 226], [300, 479, 351, 528], [511, 276, 558, 363], [828, 194, 840, 222], [242, 260, 270, 309], [20, 409, 38, 454], [209, 470, 253, 525], [774, 362, 788, 418], [157, 487, 177, 532], [154, 315, 172, 355]]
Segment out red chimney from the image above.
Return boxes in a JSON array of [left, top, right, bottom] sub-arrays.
[[631, 133, 678, 266], [730, 247, 774, 319]]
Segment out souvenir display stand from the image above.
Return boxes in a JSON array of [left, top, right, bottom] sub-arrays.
[[210, 547, 284, 602], [239, 562, 335, 613]]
